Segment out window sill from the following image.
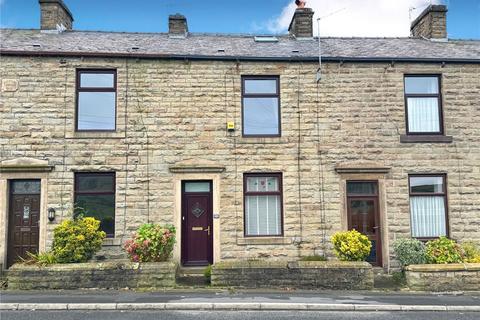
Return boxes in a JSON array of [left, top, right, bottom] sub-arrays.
[[237, 237, 290, 246], [65, 131, 125, 139], [237, 136, 289, 144], [400, 135, 453, 143], [102, 238, 122, 246]]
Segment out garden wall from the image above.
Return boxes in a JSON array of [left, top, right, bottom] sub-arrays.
[[405, 263, 480, 291], [7, 261, 176, 290], [211, 260, 373, 290]]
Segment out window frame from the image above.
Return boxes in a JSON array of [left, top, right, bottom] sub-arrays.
[[243, 172, 284, 237], [76, 69, 117, 132], [408, 173, 449, 240], [241, 75, 281, 137], [74, 172, 116, 238], [403, 74, 444, 136]]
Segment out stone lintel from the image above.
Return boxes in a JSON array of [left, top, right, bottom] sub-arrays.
[[335, 162, 391, 174], [0, 157, 54, 173], [169, 159, 225, 173]]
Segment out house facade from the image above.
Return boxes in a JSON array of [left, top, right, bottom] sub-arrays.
[[1, 1, 479, 271]]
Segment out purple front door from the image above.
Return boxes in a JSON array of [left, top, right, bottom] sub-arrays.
[[181, 181, 213, 266]]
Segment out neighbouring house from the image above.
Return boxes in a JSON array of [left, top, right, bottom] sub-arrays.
[[0, 0, 479, 271]]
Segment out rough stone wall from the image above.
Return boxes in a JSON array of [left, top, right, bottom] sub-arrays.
[[211, 260, 373, 289], [39, 1, 73, 30], [169, 15, 188, 35], [1, 56, 479, 268], [289, 8, 314, 37], [411, 7, 447, 38], [405, 263, 480, 291], [7, 261, 176, 290]]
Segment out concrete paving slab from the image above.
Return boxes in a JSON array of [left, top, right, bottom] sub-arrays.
[[67, 303, 117, 310], [354, 304, 402, 311], [116, 303, 165, 310], [212, 303, 261, 310], [0, 303, 18, 310], [17, 303, 67, 310], [164, 303, 214, 310]]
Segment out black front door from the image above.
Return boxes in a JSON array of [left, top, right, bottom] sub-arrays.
[[181, 181, 213, 266]]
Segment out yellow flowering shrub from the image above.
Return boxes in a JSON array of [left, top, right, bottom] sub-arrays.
[[461, 241, 480, 263], [331, 230, 372, 261], [52, 217, 106, 263]]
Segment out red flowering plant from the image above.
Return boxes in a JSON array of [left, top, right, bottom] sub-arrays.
[[124, 224, 176, 262]]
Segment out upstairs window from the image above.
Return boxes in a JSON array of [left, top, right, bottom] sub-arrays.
[[74, 172, 116, 237], [409, 174, 448, 239], [404, 75, 443, 135], [242, 76, 280, 136], [244, 173, 283, 236], [76, 70, 116, 131]]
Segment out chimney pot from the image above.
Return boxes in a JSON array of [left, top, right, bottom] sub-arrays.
[[39, 0, 74, 30], [288, 8, 314, 38], [169, 14, 188, 37], [411, 5, 447, 39]]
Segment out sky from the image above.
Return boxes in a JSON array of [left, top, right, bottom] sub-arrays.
[[0, 0, 479, 39]]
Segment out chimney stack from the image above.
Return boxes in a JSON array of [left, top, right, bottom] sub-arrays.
[[169, 14, 188, 37], [288, 7, 314, 38], [39, 0, 73, 30], [411, 5, 447, 39]]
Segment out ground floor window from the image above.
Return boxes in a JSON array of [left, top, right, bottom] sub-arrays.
[[243, 173, 283, 236], [74, 172, 115, 237], [409, 174, 447, 238]]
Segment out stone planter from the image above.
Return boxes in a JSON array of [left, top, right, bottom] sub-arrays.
[[211, 260, 373, 290], [405, 263, 480, 291], [7, 261, 177, 290]]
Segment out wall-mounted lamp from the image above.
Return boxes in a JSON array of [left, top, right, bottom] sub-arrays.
[[48, 208, 56, 222]]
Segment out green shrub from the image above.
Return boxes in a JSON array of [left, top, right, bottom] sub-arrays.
[[124, 223, 176, 262], [461, 241, 480, 263], [21, 251, 57, 266], [393, 238, 427, 267], [425, 236, 463, 264], [331, 230, 371, 261], [52, 217, 106, 263], [299, 255, 327, 261]]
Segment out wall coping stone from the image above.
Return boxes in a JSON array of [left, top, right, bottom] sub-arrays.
[[9, 261, 176, 271], [405, 263, 480, 272], [214, 260, 372, 269]]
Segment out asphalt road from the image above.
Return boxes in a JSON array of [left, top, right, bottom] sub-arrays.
[[1, 311, 479, 320]]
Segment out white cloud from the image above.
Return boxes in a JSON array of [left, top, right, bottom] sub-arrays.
[[263, 0, 447, 37]]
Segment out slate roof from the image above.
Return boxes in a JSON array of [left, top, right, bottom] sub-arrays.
[[1, 29, 479, 62]]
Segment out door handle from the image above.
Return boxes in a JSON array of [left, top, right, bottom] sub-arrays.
[[373, 226, 380, 230], [204, 225, 211, 236]]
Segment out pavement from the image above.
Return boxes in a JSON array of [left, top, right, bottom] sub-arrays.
[[1, 289, 479, 312]]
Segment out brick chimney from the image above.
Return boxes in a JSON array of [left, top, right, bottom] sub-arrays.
[[411, 5, 447, 39], [169, 14, 188, 37], [39, 0, 74, 30], [288, 8, 314, 38]]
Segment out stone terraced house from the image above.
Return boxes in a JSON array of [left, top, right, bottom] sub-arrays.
[[1, 0, 479, 271]]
